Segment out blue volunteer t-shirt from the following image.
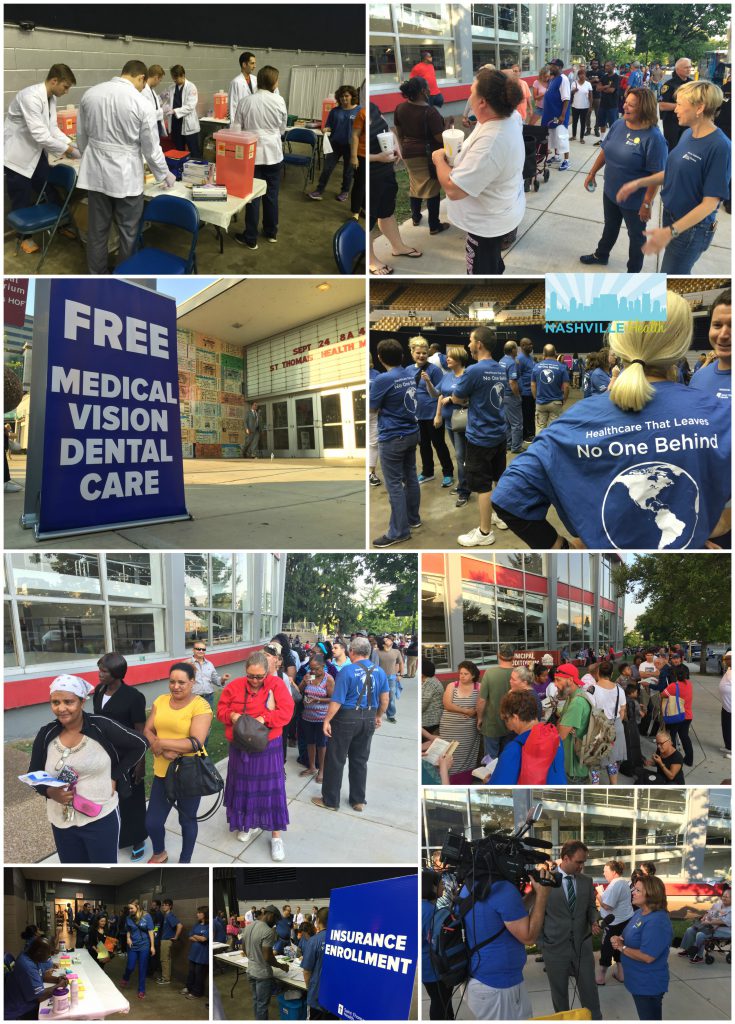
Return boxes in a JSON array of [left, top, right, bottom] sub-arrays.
[[162, 911, 180, 941], [413, 361, 443, 419], [452, 359, 507, 446], [462, 880, 528, 989], [621, 910, 673, 995], [439, 370, 465, 423], [600, 119, 668, 209], [370, 367, 419, 442], [301, 928, 327, 1008], [688, 360, 731, 401], [516, 351, 535, 395], [660, 127, 731, 224], [491, 727, 567, 784], [188, 922, 209, 965], [325, 105, 360, 146], [532, 359, 570, 404], [491, 381, 731, 549], [4, 952, 47, 1018], [499, 354, 520, 397], [213, 916, 227, 944], [584, 367, 611, 398], [126, 914, 153, 951], [332, 659, 390, 709]]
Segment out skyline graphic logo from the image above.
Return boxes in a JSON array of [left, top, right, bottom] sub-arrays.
[[545, 273, 668, 324]]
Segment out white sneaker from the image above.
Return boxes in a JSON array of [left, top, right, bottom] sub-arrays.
[[491, 513, 509, 530], [4, 480, 22, 492], [457, 527, 495, 548], [271, 837, 285, 861], [237, 828, 261, 843]]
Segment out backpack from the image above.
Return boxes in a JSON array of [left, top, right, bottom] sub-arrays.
[[427, 888, 506, 989], [572, 689, 617, 767]]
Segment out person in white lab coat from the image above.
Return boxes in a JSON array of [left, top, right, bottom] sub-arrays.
[[3, 62, 80, 253], [228, 51, 258, 123], [142, 64, 166, 138], [76, 59, 175, 274], [163, 64, 201, 158], [232, 65, 288, 250]]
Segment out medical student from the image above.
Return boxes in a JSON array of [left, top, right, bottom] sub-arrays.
[[688, 287, 730, 402], [491, 291, 731, 550], [77, 59, 175, 274], [142, 65, 166, 137], [229, 51, 258, 121], [163, 64, 201, 158], [3, 63, 80, 254]]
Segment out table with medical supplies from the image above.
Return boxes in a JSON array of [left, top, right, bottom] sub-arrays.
[[39, 948, 130, 1020], [214, 949, 307, 999]]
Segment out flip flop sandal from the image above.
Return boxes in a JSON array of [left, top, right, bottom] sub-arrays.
[[20, 239, 40, 254], [298, 768, 317, 777], [391, 248, 422, 258], [370, 265, 394, 275]]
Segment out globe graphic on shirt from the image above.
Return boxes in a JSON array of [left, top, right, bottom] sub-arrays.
[[489, 382, 505, 409], [404, 385, 418, 415], [601, 462, 699, 549], [541, 368, 555, 384]]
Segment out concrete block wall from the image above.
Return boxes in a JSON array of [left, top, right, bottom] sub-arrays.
[[4, 24, 364, 115]]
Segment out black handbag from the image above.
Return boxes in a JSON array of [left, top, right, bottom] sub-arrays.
[[232, 713, 270, 753], [164, 739, 224, 822]]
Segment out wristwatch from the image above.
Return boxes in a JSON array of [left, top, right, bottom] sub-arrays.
[[642, 202, 651, 209], [669, 224, 680, 238]]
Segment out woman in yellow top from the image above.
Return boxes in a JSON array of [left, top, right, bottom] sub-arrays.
[[144, 662, 212, 863]]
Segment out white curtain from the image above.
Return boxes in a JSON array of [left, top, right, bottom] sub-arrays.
[[288, 65, 366, 119]]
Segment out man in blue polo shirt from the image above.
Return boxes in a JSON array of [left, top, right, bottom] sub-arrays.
[[312, 637, 389, 813], [369, 338, 420, 548], [689, 288, 731, 402], [5, 938, 64, 1020], [499, 340, 523, 454], [531, 344, 570, 432], [301, 907, 335, 1020], [517, 338, 536, 441], [452, 325, 509, 548], [157, 898, 183, 985]]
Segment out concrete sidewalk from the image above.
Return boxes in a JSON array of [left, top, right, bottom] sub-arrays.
[[4, 454, 366, 550], [34, 674, 418, 865], [424, 944, 730, 1019], [374, 137, 731, 276]]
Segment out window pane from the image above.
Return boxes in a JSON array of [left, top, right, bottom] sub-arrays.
[[396, 4, 451, 36], [235, 555, 250, 612], [422, 574, 449, 668], [296, 397, 315, 426], [323, 425, 343, 449], [569, 555, 583, 590], [18, 601, 105, 665], [557, 554, 569, 584], [463, 581, 497, 657], [495, 553, 524, 570], [105, 554, 163, 604], [497, 587, 525, 642], [10, 553, 101, 599], [401, 43, 453, 78], [4, 601, 18, 668], [185, 609, 210, 645], [582, 557, 591, 592], [526, 593, 546, 645], [354, 422, 367, 449], [370, 39, 400, 85], [370, 3, 394, 33], [471, 44, 497, 71], [273, 428, 290, 450], [570, 601, 583, 644], [557, 599, 570, 643], [423, 789, 471, 850], [523, 553, 544, 575], [212, 611, 233, 646], [109, 606, 165, 655], [273, 402, 289, 429], [498, 4, 519, 34], [210, 554, 234, 609], [185, 555, 208, 608], [471, 4, 495, 36]]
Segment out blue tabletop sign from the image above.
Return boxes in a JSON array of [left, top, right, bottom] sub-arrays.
[[318, 874, 418, 1020], [37, 278, 188, 537]]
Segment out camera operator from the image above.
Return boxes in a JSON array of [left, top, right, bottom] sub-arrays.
[[540, 840, 602, 1019], [462, 860, 554, 1019]]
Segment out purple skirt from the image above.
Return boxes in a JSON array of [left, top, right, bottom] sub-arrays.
[[224, 737, 289, 833]]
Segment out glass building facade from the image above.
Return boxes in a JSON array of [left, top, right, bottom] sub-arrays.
[[422, 552, 624, 670], [422, 788, 732, 881]]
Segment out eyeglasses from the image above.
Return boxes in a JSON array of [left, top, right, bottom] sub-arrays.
[[194, 647, 206, 652], [246, 673, 267, 681], [263, 645, 278, 656]]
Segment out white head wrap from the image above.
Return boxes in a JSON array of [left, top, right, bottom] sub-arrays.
[[49, 675, 94, 700]]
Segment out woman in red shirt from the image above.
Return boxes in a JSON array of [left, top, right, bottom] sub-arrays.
[[662, 665, 694, 767], [217, 651, 294, 861]]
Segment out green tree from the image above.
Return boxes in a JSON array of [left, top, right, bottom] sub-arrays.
[[282, 555, 360, 635], [614, 555, 730, 673], [609, 4, 731, 63], [624, 628, 645, 649], [571, 4, 610, 62]]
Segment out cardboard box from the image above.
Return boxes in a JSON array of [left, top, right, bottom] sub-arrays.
[[222, 430, 245, 444], [221, 444, 243, 458], [196, 443, 222, 458]]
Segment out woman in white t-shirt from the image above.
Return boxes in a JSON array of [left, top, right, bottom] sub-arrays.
[[596, 859, 634, 984], [571, 67, 594, 142], [432, 68, 525, 275], [585, 660, 627, 784]]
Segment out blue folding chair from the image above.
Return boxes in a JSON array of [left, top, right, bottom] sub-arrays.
[[113, 195, 200, 275], [333, 219, 365, 274], [7, 162, 79, 272], [282, 128, 318, 191]]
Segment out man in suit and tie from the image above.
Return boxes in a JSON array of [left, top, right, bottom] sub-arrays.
[[540, 840, 602, 1019], [244, 401, 261, 458]]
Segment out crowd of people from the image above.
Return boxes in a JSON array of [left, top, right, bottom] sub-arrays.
[[3, 55, 364, 270], [423, 848, 731, 1021], [370, 50, 729, 275], [4, 898, 209, 1018], [421, 644, 731, 785], [24, 629, 417, 864], [370, 286, 731, 549], [213, 902, 336, 1020]]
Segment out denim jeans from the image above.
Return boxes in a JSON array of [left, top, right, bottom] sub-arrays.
[[378, 431, 420, 540], [316, 142, 353, 194], [446, 425, 470, 498], [245, 162, 283, 243], [483, 735, 501, 759], [124, 948, 151, 994], [387, 673, 398, 718], [660, 214, 717, 274], [631, 992, 664, 1020], [52, 806, 120, 863], [596, 192, 647, 272], [145, 774, 201, 863], [503, 394, 523, 452], [249, 976, 274, 1019]]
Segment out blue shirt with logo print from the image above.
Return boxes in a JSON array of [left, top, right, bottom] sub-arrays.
[[452, 359, 507, 446], [370, 367, 419, 442], [600, 118, 668, 209], [532, 358, 570, 404]]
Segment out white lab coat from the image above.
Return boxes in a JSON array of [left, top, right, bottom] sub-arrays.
[[141, 83, 165, 128], [77, 77, 169, 198], [3, 82, 72, 177], [162, 79, 200, 136], [228, 74, 280, 121], [233, 90, 288, 165]]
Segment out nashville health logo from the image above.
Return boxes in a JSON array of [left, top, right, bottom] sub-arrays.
[[545, 273, 667, 333]]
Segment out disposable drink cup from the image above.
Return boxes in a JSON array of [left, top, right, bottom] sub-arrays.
[[442, 128, 464, 166], [377, 131, 395, 154]]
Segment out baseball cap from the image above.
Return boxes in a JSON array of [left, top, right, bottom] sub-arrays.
[[555, 663, 582, 685], [551, 58, 564, 67]]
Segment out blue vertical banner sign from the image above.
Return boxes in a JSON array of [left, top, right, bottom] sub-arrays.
[[36, 278, 189, 538], [318, 874, 418, 1020]]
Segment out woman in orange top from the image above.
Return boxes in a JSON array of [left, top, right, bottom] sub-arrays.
[[217, 651, 294, 861]]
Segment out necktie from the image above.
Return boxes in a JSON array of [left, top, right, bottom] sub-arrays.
[[565, 875, 576, 915]]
